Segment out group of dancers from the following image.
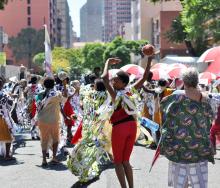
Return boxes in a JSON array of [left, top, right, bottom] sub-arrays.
[[0, 44, 220, 188]]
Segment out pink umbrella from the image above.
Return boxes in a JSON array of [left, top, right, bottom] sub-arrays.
[[120, 64, 144, 79], [108, 69, 120, 79], [198, 46, 220, 74], [167, 67, 187, 79], [198, 46, 220, 63], [151, 68, 170, 80], [151, 63, 168, 70], [169, 63, 187, 69], [199, 72, 216, 84]]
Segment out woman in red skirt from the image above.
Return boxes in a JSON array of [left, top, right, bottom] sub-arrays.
[[101, 55, 152, 188]]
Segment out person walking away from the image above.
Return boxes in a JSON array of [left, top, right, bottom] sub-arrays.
[[36, 77, 67, 166], [159, 68, 215, 188]]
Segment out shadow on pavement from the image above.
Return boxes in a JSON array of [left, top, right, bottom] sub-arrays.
[[71, 177, 99, 188], [0, 158, 24, 166], [36, 162, 68, 171]]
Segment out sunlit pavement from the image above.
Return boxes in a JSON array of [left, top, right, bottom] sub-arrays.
[[1, 135, 220, 188]]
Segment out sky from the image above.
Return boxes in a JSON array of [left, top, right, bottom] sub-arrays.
[[67, 0, 87, 37]]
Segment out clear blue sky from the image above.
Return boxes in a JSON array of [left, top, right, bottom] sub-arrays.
[[67, 0, 87, 37]]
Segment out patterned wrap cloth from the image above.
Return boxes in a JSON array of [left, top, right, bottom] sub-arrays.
[[160, 94, 215, 164], [67, 86, 143, 182]]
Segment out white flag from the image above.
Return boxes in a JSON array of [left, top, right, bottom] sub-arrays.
[[44, 25, 53, 77]]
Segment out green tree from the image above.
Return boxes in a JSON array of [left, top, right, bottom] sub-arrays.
[[8, 28, 44, 68], [82, 43, 107, 71], [181, 0, 220, 54], [150, 0, 220, 55], [103, 37, 148, 68], [33, 47, 84, 79], [103, 37, 131, 68], [67, 48, 84, 80]]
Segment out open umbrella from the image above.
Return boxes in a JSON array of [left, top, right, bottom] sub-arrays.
[[169, 63, 187, 70], [167, 67, 187, 79], [151, 68, 170, 80], [197, 46, 220, 74], [151, 63, 168, 70], [199, 72, 216, 84], [120, 64, 144, 79]]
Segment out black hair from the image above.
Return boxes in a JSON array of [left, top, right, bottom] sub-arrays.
[[147, 71, 153, 82], [94, 67, 101, 71], [116, 71, 130, 86], [30, 75, 38, 84], [44, 78, 55, 89], [89, 74, 98, 84], [55, 76, 62, 85], [0, 76, 5, 88], [158, 79, 168, 87], [95, 79, 106, 92]]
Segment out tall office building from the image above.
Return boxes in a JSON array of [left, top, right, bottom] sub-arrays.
[[0, 0, 73, 66], [80, 0, 103, 42], [0, 0, 57, 66], [57, 0, 73, 48], [104, 0, 131, 42]]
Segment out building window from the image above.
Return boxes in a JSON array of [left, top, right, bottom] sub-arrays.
[[27, 6, 31, 15], [27, 0, 31, 4], [27, 17, 31, 26]]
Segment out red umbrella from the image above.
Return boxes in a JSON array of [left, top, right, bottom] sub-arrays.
[[199, 72, 216, 84], [167, 67, 187, 79], [197, 46, 220, 74], [169, 63, 187, 70], [151, 68, 170, 80], [120, 64, 144, 79], [151, 63, 168, 70]]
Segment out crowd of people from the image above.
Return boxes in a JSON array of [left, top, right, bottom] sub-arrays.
[[0, 45, 220, 188]]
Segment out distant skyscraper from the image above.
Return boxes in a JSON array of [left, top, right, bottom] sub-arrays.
[[80, 0, 103, 42], [104, 0, 131, 42], [57, 0, 73, 48]]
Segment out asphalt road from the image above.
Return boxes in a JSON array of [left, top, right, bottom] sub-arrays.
[[0, 138, 220, 188]]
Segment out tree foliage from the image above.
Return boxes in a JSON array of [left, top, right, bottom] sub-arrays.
[[150, 0, 220, 55], [82, 43, 106, 71], [103, 37, 148, 68], [8, 28, 44, 65], [33, 37, 147, 77]]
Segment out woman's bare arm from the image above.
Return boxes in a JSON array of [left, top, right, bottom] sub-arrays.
[[101, 58, 120, 102], [132, 56, 153, 90]]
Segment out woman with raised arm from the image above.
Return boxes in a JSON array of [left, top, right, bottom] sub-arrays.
[[101, 50, 153, 188]]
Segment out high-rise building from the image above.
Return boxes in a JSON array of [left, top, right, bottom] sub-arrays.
[[80, 0, 103, 42], [57, 0, 73, 48], [0, 0, 57, 66], [104, 0, 131, 42], [0, 0, 73, 66]]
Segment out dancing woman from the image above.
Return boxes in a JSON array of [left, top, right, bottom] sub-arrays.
[[36, 77, 67, 166], [0, 77, 16, 160], [101, 55, 152, 188]]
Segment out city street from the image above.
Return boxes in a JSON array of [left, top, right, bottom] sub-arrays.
[[1, 136, 220, 188]]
